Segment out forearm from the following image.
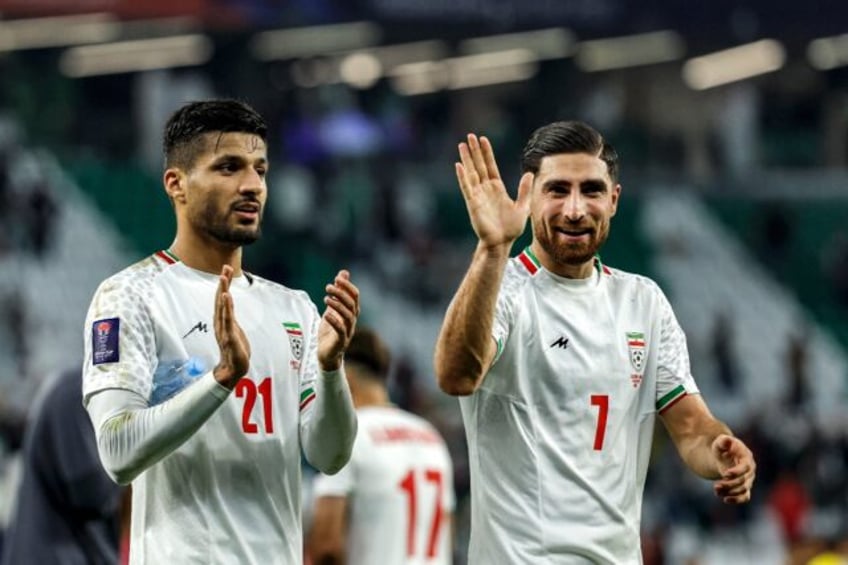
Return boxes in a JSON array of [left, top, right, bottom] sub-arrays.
[[676, 418, 733, 480], [302, 367, 357, 474], [86, 372, 231, 485], [434, 243, 511, 395]]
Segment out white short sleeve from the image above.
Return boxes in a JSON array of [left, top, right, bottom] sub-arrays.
[[83, 273, 157, 403]]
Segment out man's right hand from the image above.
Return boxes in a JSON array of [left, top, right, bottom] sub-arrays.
[[455, 134, 533, 251], [213, 264, 251, 389]]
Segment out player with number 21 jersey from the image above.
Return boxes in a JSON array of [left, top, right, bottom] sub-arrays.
[[83, 251, 326, 563]]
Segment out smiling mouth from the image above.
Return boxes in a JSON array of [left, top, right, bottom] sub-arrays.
[[556, 227, 592, 237]]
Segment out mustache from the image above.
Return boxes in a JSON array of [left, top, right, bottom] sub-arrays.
[[231, 198, 262, 211]]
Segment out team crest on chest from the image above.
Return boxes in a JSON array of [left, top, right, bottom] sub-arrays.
[[284, 322, 304, 370], [627, 331, 646, 388]]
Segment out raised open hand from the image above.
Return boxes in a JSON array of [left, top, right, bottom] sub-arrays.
[[317, 270, 360, 371], [455, 134, 533, 249], [212, 264, 251, 388]]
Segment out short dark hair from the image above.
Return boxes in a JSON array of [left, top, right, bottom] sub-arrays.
[[345, 326, 391, 383], [521, 121, 619, 183], [163, 99, 268, 170]]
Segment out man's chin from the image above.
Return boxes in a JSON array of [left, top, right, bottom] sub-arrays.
[[209, 227, 262, 246], [547, 243, 597, 267]]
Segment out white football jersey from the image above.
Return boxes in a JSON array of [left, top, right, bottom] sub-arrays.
[[83, 250, 322, 565], [312, 406, 455, 565], [460, 248, 698, 565]]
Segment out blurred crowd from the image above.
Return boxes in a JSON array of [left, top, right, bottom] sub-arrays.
[[0, 27, 848, 563]]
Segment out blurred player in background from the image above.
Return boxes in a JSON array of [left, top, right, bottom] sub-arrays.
[[434, 122, 756, 564], [1, 368, 125, 565], [309, 327, 454, 565], [82, 99, 359, 564]]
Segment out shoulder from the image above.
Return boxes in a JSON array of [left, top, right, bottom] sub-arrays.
[[500, 251, 538, 295], [246, 274, 317, 311], [94, 253, 171, 299], [603, 265, 668, 301]]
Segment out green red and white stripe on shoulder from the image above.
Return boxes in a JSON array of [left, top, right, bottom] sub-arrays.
[[656, 384, 687, 413], [517, 247, 541, 274], [299, 387, 316, 411], [154, 249, 180, 265], [595, 255, 612, 276]]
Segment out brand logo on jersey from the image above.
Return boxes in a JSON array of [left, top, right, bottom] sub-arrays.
[[182, 321, 209, 339], [627, 331, 646, 387], [92, 317, 120, 365], [550, 336, 569, 349], [283, 322, 304, 361]]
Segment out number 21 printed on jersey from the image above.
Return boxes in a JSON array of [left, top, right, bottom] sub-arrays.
[[236, 377, 274, 434]]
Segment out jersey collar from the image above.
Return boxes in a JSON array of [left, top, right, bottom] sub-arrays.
[[517, 246, 609, 277]]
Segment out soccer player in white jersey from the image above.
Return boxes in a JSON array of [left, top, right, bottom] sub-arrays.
[[308, 327, 455, 565], [434, 122, 757, 564], [82, 99, 359, 565]]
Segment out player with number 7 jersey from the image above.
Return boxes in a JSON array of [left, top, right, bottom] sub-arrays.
[[436, 123, 755, 564]]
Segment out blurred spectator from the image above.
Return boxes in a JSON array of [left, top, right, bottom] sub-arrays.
[[786, 331, 810, 410], [757, 204, 792, 281], [711, 312, 740, 392], [1, 368, 124, 565], [768, 470, 811, 546], [821, 229, 848, 310], [3, 289, 28, 379]]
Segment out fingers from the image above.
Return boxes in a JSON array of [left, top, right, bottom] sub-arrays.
[[458, 142, 480, 191], [324, 270, 360, 334], [713, 436, 755, 505], [714, 434, 734, 453], [715, 470, 754, 504], [215, 265, 234, 336], [467, 134, 491, 181], [324, 283, 357, 322], [479, 136, 501, 180], [516, 172, 534, 211], [455, 162, 471, 201]]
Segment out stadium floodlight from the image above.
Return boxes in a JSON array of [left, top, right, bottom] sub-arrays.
[[459, 28, 575, 60], [0, 13, 121, 52], [682, 39, 785, 90], [390, 49, 539, 96], [284, 39, 448, 90], [339, 53, 383, 89], [59, 34, 213, 77], [389, 61, 449, 96], [447, 49, 539, 90], [807, 34, 848, 70], [250, 21, 381, 61], [575, 30, 685, 72]]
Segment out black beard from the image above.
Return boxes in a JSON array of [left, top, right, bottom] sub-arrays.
[[197, 202, 262, 246], [207, 223, 261, 246]]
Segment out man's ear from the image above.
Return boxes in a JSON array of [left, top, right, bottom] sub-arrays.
[[163, 168, 186, 204]]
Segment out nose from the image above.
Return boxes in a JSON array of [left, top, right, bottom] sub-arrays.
[[562, 191, 586, 222], [239, 169, 266, 196]]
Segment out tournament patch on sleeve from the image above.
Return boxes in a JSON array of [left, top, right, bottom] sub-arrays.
[[92, 318, 120, 365]]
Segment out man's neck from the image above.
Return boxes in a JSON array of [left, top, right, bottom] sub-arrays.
[[353, 386, 390, 409], [169, 233, 243, 276]]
